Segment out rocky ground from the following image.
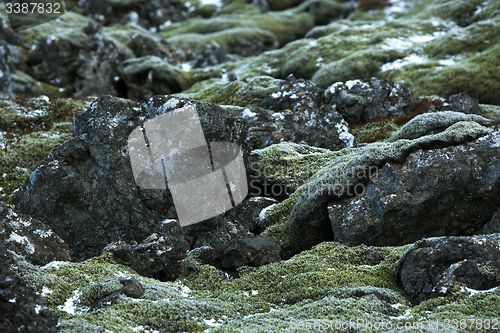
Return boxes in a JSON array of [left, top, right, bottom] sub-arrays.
[[1, 0, 500, 332]]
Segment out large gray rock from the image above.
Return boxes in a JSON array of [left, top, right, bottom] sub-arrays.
[[273, 119, 498, 253], [397, 234, 500, 304], [328, 130, 500, 246], [12, 95, 247, 261]]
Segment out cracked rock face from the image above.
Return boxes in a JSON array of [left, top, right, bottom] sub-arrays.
[[12, 95, 247, 261], [103, 220, 190, 281], [397, 234, 500, 304]]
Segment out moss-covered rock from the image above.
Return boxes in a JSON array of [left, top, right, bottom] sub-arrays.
[[180, 76, 283, 107], [157, 9, 314, 46], [255, 120, 495, 253], [0, 96, 94, 203], [166, 27, 279, 56]]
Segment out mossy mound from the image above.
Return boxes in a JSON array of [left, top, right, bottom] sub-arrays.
[[9, 241, 500, 332]]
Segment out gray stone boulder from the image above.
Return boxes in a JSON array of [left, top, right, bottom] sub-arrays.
[[436, 92, 483, 115], [0, 203, 70, 265], [328, 129, 500, 247], [88, 276, 145, 311], [324, 77, 417, 124], [242, 76, 355, 150], [258, 119, 498, 253], [103, 220, 190, 281], [218, 235, 281, 269], [397, 234, 500, 304], [386, 111, 492, 142], [12, 95, 247, 261], [181, 234, 281, 276]]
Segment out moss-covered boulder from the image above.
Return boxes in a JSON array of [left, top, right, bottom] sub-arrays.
[[256, 118, 498, 253]]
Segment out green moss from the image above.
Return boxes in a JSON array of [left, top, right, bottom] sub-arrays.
[[9, 238, 500, 332], [424, 17, 500, 58], [183, 76, 282, 107], [216, 0, 261, 15], [415, 0, 485, 21], [16, 11, 91, 49], [187, 80, 245, 105], [158, 10, 313, 46], [166, 27, 277, 55], [388, 42, 500, 105], [0, 125, 71, 203], [252, 142, 344, 190], [352, 120, 401, 143]]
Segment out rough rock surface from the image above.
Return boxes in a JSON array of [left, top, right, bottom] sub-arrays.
[[12, 95, 247, 261], [436, 92, 483, 115], [183, 196, 278, 249], [328, 130, 500, 247], [242, 76, 356, 150], [398, 234, 500, 304], [103, 220, 190, 281], [324, 78, 417, 124], [0, 203, 70, 265], [187, 235, 281, 273], [0, 239, 59, 333]]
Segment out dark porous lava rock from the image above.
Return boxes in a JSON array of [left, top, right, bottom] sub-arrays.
[[324, 77, 417, 124], [0, 239, 59, 333], [328, 131, 500, 247], [0, 203, 70, 265], [243, 76, 355, 150], [397, 234, 500, 304], [180, 234, 281, 275], [218, 235, 281, 269], [12, 95, 247, 261], [435, 92, 483, 115], [103, 220, 190, 281]]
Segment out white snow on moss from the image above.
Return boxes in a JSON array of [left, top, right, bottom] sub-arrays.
[[200, 0, 223, 7], [7, 232, 35, 254]]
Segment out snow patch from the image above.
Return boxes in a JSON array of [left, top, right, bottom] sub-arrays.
[[58, 290, 81, 315], [335, 122, 354, 148], [7, 232, 35, 254], [240, 108, 257, 118], [380, 54, 428, 72], [200, 0, 223, 7], [204, 318, 222, 327]]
